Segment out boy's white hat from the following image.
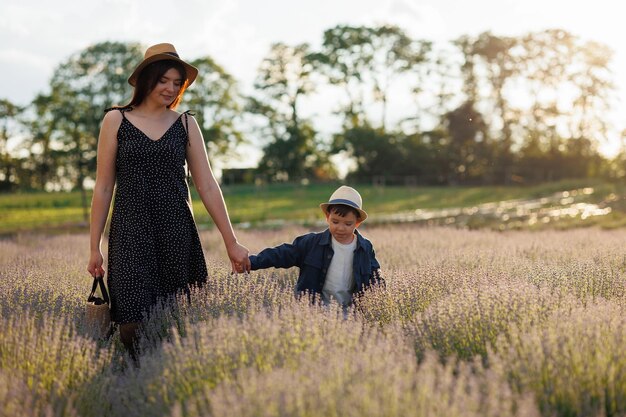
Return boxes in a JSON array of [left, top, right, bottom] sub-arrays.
[[320, 185, 368, 220]]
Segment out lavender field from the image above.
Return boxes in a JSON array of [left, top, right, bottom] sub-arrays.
[[1, 225, 626, 417]]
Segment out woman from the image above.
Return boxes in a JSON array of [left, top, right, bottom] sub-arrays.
[[87, 43, 250, 358]]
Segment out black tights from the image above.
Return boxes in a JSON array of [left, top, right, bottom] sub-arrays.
[[119, 322, 141, 363]]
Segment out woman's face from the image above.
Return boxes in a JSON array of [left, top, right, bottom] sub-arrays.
[[147, 67, 183, 107]]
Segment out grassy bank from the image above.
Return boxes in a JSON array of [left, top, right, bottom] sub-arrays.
[[0, 179, 624, 235]]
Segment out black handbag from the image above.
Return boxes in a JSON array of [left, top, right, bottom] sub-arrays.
[[86, 275, 112, 339]]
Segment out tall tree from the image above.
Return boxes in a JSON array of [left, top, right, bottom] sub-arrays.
[[410, 43, 457, 133], [19, 94, 62, 190], [310, 25, 374, 129], [443, 100, 489, 184], [569, 39, 614, 146], [251, 42, 331, 181], [182, 57, 245, 160], [339, 126, 404, 182], [514, 29, 577, 181], [512, 30, 612, 180], [48, 41, 142, 217], [0, 99, 21, 191], [453, 35, 481, 114], [312, 24, 430, 130], [366, 26, 431, 130], [470, 32, 518, 182]]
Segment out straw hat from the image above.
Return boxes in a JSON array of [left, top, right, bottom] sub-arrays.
[[128, 43, 198, 87], [320, 186, 368, 220]]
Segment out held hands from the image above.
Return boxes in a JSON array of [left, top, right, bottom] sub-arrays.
[[227, 241, 251, 273], [87, 250, 106, 277]]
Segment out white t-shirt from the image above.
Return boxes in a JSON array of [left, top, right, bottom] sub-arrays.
[[322, 236, 357, 306]]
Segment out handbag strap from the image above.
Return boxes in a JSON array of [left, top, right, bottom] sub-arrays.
[[88, 275, 110, 304]]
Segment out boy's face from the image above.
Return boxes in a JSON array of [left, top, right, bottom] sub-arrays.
[[326, 209, 361, 244]]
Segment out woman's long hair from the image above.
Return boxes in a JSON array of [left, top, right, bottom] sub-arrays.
[[124, 60, 189, 110]]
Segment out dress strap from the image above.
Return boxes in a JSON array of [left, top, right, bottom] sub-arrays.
[[104, 106, 132, 119], [181, 110, 195, 146]]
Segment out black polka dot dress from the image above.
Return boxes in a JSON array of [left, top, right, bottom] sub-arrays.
[[107, 108, 208, 324]]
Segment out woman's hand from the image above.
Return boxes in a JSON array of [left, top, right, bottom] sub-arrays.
[[87, 250, 106, 277], [226, 241, 251, 273]]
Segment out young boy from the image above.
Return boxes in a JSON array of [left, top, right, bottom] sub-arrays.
[[248, 185, 383, 306]]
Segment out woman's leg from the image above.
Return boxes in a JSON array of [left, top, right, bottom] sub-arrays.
[[119, 322, 141, 363]]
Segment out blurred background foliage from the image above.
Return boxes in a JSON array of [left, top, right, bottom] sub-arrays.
[[1, 26, 625, 193]]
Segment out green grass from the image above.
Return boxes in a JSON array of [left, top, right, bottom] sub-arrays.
[[0, 178, 623, 234]]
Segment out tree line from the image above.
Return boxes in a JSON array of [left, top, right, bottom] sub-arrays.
[[2, 25, 626, 194]]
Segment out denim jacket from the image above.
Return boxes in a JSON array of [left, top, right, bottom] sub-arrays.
[[249, 229, 383, 295]]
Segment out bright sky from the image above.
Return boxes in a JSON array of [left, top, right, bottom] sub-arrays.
[[2, 0, 625, 159]]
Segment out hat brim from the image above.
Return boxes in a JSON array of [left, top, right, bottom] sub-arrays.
[[320, 202, 368, 221], [128, 54, 198, 87]]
